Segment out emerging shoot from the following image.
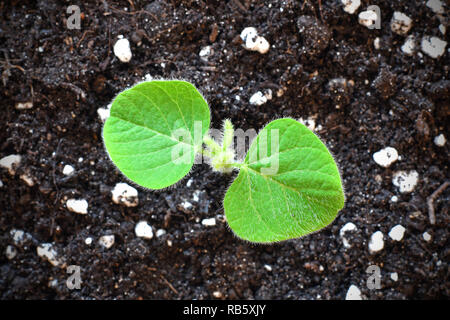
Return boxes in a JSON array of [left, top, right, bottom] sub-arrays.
[[102, 80, 345, 243]]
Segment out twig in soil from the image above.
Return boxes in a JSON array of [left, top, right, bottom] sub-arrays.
[[76, 30, 94, 48], [231, 0, 247, 13], [318, 0, 324, 22], [0, 50, 25, 86], [60, 82, 87, 101], [427, 181, 449, 225], [160, 275, 178, 295], [199, 66, 217, 72]]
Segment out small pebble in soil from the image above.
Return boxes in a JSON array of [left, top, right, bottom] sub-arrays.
[[389, 225, 406, 241], [135, 221, 154, 240], [66, 199, 88, 214], [391, 195, 398, 202], [358, 9, 379, 29], [99, 235, 115, 249], [390, 272, 399, 282], [0, 154, 22, 175], [0, 179, 3, 187], [434, 134, 446, 147], [97, 103, 111, 122], [345, 285, 362, 300], [390, 12, 413, 35], [426, 0, 444, 14], [392, 170, 419, 193], [111, 183, 139, 207], [37, 243, 62, 267], [372, 147, 398, 168], [5, 245, 17, 260], [186, 178, 193, 187], [340, 222, 357, 248], [212, 291, 223, 299], [368, 231, 384, 254], [62, 164, 75, 175], [421, 36, 447, 58], [240, 27, 270, 54], [401, 35, 416, 55], [422, 232, 432, 242], [201, 217, 216, 227], [439, 24, 446, 35], [341, 0, 360, 14], [85, 237, 93, 245], [15, 101, 33, 110], [113, 37, 132, 63], [156, 229, 166, 238]]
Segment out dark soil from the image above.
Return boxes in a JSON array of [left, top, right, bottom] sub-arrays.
[[0, 0, 449, 299]]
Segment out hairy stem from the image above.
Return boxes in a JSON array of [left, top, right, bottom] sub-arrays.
[[201, 122, 242, 172]]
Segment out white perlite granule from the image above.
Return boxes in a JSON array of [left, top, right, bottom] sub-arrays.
[[373, 147, 398, 168], [135, 221, 154, 239], [249, 90, 272, 106], [66, 199, 88, 214], [199, 45, 213, 61], [422, 232, 432, 242], [201, 218, 216, 227], [358, 10, 379, 28], [388, 225, 406, 241], [5, 245, 17, 260], [62, 164, 75, 175], [341, 0, 360, 14], [240, 27, 270, 54], [37, 243, 62, 267], [421, 36, 447, 58], [426, 0, 444, 14], [368, 231, 384, 253], [0, 154, 22, 175], [97, 103, 111, 122], [390, 272, 399, 281], [392, 170, 419, 193], [99, 235, 115, 249], [390, 12, 413, 35], [113, 38, 132, 63], [434, 134, 446, 147], [401, 35, 416, 55], [15, 102, 33, 110], [340, 222, 357, 248], [111, 183, 138, 207], [346, 285, 362, 300]]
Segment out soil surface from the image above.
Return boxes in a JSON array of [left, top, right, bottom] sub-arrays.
[[0, 0, 449, 299]]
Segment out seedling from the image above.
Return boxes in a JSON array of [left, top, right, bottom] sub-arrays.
[[103, 80, 345, 243]]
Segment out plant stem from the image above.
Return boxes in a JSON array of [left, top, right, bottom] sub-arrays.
[[203, 135, 221, 154], [222, 119, 234, 152]]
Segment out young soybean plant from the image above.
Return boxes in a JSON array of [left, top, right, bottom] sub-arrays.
[[103, 80, 345, 243]]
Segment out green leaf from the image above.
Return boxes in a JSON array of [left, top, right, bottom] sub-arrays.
[[224, 118, 345, 243], [103, 80, 210, 189]]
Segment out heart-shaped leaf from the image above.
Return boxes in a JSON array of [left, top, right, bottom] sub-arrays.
[[103, 80, 210, 189], [224, 118, 345, 243]]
